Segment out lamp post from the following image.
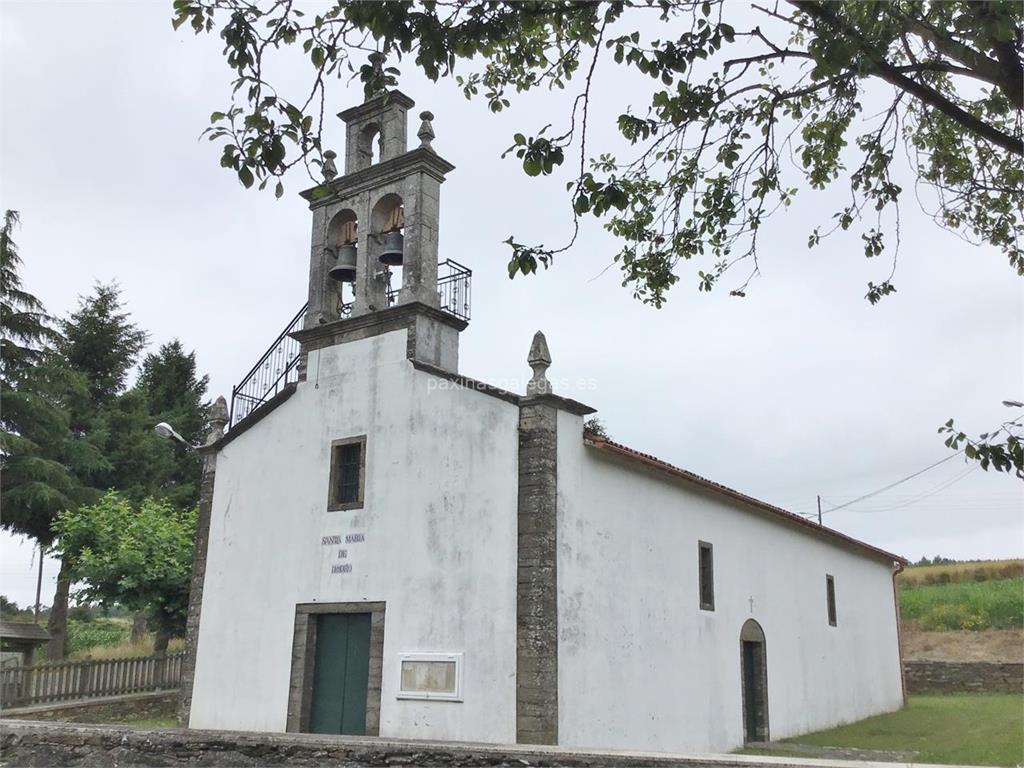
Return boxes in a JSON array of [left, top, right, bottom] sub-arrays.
[[153, 422, 199, 451]]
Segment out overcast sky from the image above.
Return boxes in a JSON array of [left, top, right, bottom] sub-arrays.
[[2, 1, 1022, 609]]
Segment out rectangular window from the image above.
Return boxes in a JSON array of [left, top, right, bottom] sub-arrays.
[[328, 436, 366, 511], [826, 574, 837, 626], [698, 541, 715, 611], [397, 653, 463, 701], [337, 444, 361, 502]]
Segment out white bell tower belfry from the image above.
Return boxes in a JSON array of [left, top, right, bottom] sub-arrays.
[[296, 90, 468, 372]]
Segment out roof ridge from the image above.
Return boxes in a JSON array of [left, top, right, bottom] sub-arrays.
[[582, 431, 906, 565]]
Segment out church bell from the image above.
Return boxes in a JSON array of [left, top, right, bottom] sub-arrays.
[[328, 243, 358, 282], [378, 230, 404, 266]]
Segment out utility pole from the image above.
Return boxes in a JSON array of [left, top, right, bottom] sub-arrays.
[[34, 543, 44, 623], [817, 495, 823, 526]]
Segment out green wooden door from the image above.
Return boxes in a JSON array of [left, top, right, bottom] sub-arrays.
[[742, 641, 757, 741], [309, 613, 371, 735]]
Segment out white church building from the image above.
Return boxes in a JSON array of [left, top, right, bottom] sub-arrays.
[[179, 91, 907, 755]]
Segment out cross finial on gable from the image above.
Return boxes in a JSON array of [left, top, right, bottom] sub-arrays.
[[527, 331, 552, 396]]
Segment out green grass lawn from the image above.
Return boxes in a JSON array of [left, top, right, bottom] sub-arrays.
[[753, 695, 1023, 766], [899, 578, 1023, 631]]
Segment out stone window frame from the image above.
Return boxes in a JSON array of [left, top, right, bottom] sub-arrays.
[[698, 540, 715, 612], [327, 435, 367, 511], [286, 601, 386, 735], [826, 574, 838, 627]]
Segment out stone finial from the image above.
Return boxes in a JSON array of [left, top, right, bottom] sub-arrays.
[[417, 111, 435, 150], [322, 150, 338, 181], [526, 331, 552, 396], [206, 396, 229, 446]]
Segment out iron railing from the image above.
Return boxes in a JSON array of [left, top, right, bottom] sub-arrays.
[[229, 304, 305, 427], [335, 259, 471, 321], [230, 260, 471, 429], [437, 259, 472, 322]]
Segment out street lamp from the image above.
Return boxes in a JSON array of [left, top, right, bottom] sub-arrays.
[[154, 422, 198, 451]]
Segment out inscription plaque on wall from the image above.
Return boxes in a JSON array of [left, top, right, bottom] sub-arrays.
[[321, 529, 366, 576], [397, 653, 463, 701]]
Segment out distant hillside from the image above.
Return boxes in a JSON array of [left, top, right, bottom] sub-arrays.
[[898, 559, 1022, 588]]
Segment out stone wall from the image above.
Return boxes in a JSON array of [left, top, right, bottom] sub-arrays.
[[904, 660, 1023, 694], [0, 720, 866, 768], [2, 691, 176, 724]]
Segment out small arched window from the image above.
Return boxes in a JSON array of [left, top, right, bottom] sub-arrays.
[[359, 123, 382, 167]]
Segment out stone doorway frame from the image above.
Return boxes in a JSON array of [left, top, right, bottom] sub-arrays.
[[286, 601, 386, 735], [740, 618, 769, 744]]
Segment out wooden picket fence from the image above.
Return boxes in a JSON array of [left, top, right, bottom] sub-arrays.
[[0, 652, 183, 708]]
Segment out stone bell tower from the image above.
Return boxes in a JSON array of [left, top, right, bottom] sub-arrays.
[[297, 90, 465, 370]]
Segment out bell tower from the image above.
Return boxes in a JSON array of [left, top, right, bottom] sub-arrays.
[[297, 90, 465, 371]]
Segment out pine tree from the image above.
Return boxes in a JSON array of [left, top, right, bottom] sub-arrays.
[[1, 211, 56, 372], [0, 212, 95, 630], [61, 282, 148, 418], [43, 282, 147, 658], [135, 340, 210, 509], [1, 201, 97, 517]]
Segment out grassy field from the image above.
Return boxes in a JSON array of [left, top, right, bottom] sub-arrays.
[[62, 618, 185, 660], [65, 618, 131, 656], [69, 635, 186, 661], [899, 577, 1023, 631], [898, 559, 1022, 588], [743, 695, 1023, 766]]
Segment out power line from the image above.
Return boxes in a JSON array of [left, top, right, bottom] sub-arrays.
[[820, 450, 964, 516], [842, 464, 979, 513]]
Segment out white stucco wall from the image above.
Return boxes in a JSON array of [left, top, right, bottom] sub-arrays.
[[556, 410, 904, 754], [190, 329, 520, 743]]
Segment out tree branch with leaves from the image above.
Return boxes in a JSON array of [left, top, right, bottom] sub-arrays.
[[939, 402, 1024, 478], [173, 0, 1022, 305]]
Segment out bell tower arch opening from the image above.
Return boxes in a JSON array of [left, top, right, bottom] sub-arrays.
[[359, 123, 382, 167], [739, 619, 769, 744], [326, 209, 358, 313], [371, 193, 404, 302]]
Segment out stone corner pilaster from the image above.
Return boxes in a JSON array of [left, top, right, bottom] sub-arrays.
[[516, 398, 559, 745]]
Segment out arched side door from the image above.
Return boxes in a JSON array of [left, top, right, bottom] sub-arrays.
[[740, 618, 769, 743]]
